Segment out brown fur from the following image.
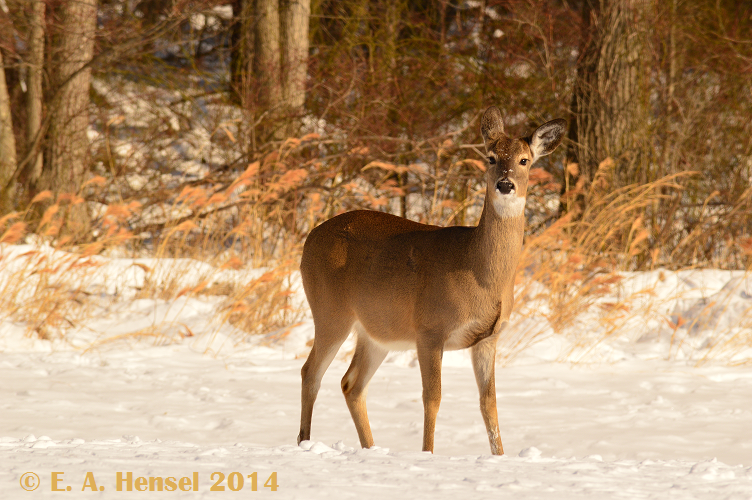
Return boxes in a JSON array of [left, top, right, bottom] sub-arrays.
[[297, 107, 566, 455]]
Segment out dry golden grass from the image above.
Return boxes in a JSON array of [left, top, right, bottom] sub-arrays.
[[501, 157, 752, 363], [0, 158, 309, 346], [511, 167, 689, 343]]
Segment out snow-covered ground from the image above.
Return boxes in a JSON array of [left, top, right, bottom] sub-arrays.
[[2, 246, 752, 498], [3, 345, 752, 498]]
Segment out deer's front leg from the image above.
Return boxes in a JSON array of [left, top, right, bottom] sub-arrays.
[[417, 341, 443, 453], [471, 337, 504, 455]]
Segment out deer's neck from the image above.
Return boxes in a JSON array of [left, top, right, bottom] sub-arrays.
[[469, 193, 526, 294]]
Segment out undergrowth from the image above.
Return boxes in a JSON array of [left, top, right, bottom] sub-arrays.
[[1, 140, 751, 365]]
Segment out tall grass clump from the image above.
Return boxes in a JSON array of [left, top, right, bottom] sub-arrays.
[[0, 189, 136, 341]]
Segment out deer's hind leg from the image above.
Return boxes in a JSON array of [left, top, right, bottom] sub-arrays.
[[298, 311, 354, 445], [341, 325, 388, 449]]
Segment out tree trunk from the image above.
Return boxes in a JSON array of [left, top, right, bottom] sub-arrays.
[[565, 0, 650, 211], [0, 49, 18, 214], [254, 0, 283, 139], [44, 0, 98, 229], [281, 0, 310, 135], [23, 0, 45, 197], [231, 0, 255, 104]]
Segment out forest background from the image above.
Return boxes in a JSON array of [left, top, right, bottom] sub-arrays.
[[0, 0, 751, 351]]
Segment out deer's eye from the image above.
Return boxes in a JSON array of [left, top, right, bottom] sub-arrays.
[[520, 158, 528, 166], [488, 156, 496, 165]]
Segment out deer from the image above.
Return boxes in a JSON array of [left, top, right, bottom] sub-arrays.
[[297, 106, 566, 455]]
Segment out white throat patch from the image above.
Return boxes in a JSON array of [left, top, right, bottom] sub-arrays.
[[492, 193, 526, 219]]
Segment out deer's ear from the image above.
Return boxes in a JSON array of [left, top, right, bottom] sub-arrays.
[[530, 119, 566, 161], [481, 106, 505, 147]]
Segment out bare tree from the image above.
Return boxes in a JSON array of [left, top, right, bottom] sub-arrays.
[[23, 0, 45, 194], [231, 0, 255, 104], [235, 0, 311, 141], [43, 0, 98, 227], [254, 0, 283, 134], [281, 0, 311, 133], [565, 0, 651, 212], [0, 48, 17, 214]]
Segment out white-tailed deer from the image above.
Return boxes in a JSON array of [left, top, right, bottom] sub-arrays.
[[297, 106, 566, 455]]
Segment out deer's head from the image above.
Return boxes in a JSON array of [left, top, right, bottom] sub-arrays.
[[480, 106, 566, 218]]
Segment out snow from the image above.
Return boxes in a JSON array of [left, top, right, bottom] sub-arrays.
[[3, 348, 752, 498], [2, 247, 752, 498]]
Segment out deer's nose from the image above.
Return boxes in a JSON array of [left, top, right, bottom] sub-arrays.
[[496, 179, 515, 195]]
